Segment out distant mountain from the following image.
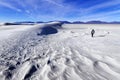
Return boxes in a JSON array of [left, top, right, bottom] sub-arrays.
[[59, 21, 71, 24], [85, 21, 107, 24], [4, 23, 20, 25], [36, 21, 44, 23], [48, 21, 71, 24], [2, 21, 120, 26], [14, 21, 35, 25], [72, 21, 120, 24], [72, 21, 85, 24], [4, 21, 39, 25], [109, 21, 120, 24]]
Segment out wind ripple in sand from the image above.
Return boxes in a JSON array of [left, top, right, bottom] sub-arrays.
[[0, 23, 120, 80]]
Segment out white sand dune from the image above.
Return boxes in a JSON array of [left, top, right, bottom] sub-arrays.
[[0, 22, 120, 80]]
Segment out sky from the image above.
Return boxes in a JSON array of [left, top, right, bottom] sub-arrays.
[[0, 0, 120, 22]]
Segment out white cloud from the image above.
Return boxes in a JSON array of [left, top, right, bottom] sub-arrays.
[[0, 1, 22, 12], [83, 0, 120, 13], [76, 0, 120, 21], [44, 0, 64, 7], [80, 9, 120, 21], [25, 10, 30, 14]]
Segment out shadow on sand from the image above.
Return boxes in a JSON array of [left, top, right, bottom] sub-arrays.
[[37, 26, 58, 35]]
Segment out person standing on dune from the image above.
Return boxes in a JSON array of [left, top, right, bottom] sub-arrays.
[[91, 29, 95, 37]]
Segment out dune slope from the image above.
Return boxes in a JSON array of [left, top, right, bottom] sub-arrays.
[[0, 23, 120, 80]]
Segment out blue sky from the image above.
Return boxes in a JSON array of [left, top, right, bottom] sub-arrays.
[[0, 0, 120, 22]]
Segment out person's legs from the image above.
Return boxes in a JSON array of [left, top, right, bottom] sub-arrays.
[[91, 33, 93, 37], [91, 33, 94, 37]]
